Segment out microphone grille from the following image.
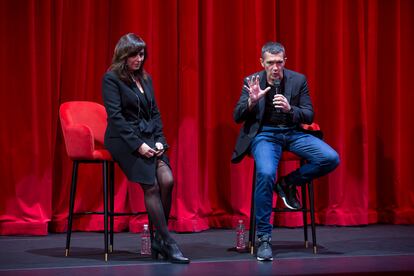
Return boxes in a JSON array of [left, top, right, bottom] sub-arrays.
[[274, 79, 281, 87]]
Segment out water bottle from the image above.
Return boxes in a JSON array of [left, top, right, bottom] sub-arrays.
[[236, 219, 246, 251], [140, 224, 151, 255]]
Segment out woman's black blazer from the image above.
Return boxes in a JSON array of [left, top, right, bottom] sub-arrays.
[[102, 71, 168, 185]]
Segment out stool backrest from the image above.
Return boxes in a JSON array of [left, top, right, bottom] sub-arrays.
[[59, 101, 107, 159]]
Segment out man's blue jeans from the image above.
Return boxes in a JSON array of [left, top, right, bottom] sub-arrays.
[[251, 126, 340, 237]]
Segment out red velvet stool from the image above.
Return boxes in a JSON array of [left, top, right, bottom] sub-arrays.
[[59, 101, 152, 261]]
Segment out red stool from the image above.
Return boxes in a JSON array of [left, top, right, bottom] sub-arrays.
[[59, 101, 152, 261]]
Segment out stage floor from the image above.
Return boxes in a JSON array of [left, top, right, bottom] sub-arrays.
[[1, 225, 414, 275]]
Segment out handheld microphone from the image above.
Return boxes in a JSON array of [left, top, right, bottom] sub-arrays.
[[274, 79, 281, 93], [274, 79, 281, 112]]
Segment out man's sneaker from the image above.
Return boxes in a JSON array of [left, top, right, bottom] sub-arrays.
[[256, 236, 273, 261], [274, 178, 301, 210]]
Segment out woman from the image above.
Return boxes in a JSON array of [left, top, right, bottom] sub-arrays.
[[102, 33, 189, 264]]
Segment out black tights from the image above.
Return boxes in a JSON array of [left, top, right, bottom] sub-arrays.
[[141, 160, 174, 243]]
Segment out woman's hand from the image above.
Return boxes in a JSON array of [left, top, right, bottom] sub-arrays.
[[138, 143, 157, 158], [154, 142, 165, 157]]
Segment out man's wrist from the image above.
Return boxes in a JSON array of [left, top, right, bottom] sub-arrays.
[[248, 98, 257, 107]]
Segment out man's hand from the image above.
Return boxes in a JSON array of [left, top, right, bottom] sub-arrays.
[[244, 75, 271, 109], [273, 94, 291, 112]]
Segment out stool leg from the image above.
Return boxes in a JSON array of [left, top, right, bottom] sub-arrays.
[[248, 164, 257, 255], [301, 183, 308, 248], [109, 162, 115, 253], [65, 161, 79, 256], [103, 161, 109, 261], [148, 215, 154, 243], [308, 180, 317, 254]]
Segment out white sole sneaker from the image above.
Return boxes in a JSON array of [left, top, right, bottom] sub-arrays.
[[281, 196, 298, 210]]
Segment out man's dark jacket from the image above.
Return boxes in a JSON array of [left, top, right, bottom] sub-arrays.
[[231, 69, 314, 163]]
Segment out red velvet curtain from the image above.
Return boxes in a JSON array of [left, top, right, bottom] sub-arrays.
[[1, 0, 413, 235]]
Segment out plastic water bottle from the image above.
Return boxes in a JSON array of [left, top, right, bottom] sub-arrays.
[[236, 219, 246, 251], [140, 224, 151, 255]]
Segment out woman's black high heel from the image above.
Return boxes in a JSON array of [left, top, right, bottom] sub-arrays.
[[151, 237, 165, 260], [151, 231, 190, 264], [161, 241, 190, 264]]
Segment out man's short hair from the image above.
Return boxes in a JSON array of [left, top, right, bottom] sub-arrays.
[[261, 42, 286, 58]]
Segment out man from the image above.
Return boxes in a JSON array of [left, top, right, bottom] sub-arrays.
[[232, 42, 339, 261]]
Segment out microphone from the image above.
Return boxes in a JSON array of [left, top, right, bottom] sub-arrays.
[[273, 79, 281, 112], [274, 79, 281, 94]]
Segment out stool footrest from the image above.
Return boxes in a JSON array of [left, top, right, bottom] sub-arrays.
[[73, 211, 148, 216], [271, 208, 310, 213]]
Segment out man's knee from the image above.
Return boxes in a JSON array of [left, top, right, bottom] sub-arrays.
[[256, 167, 276, 184], [325, 150, 340, 170]]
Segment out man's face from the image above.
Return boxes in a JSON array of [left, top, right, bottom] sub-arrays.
[[260, 51, 286, 84]]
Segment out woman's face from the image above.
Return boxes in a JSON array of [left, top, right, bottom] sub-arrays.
[[126, 49, 145, 72]]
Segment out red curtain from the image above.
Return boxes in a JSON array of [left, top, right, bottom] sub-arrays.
[[1, 0, 413, 235]]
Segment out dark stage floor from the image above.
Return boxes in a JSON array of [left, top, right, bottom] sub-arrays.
[[1, 225, 414, 275]]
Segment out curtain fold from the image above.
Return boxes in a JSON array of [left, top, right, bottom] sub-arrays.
[[1, 0, 413, 235]]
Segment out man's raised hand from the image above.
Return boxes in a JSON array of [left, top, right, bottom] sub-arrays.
[[244, 75, 271, 108]]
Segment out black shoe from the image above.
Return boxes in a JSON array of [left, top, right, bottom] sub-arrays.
[[274, 178, 301, 210], [161, 240, 190, 264], [256, 235, 273, 261], [151, 236, 190, 264], [151, 236, 165, 260]]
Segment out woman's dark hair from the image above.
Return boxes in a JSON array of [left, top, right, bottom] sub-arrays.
[[110, 33, 147, 84]]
